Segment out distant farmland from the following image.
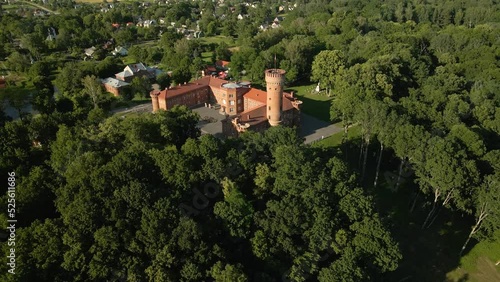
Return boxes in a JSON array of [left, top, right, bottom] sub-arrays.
[[74, 0, 155, 3], [74, 0, 105, 3]]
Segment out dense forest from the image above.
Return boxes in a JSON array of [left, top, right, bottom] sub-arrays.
[[1, 0, 499, 281]]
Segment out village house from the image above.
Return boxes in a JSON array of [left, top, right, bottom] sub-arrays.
[[115, 63, 157, 82], [84, 46, 96, 57], [101, 77, 130, 96], [216, 60, 230, 70], [112, 46, 128, 56]]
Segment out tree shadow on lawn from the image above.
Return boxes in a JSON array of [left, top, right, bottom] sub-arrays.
[[336, 139, 473, 282], [374, 164, 473, 281]]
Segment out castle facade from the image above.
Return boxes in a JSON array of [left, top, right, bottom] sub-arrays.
[[150, 69, 302, 137]]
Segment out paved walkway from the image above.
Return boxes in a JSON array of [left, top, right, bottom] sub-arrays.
[[300, 113, 343, 144]]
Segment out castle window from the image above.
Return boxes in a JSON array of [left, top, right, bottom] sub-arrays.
[[238, 99, 242, 104], [223, 99, 226, 105], [269, 97, 271, 100], [230, 108, 234, 112], [230, 100, 235, 105], [268, 106, 271, 110], [229, 94, 233, 98]]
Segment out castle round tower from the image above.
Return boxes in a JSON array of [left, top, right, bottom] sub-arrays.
[[265, 69, 286, 126], [150, 90, 160, 112]]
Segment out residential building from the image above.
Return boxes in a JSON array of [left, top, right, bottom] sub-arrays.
[[84, 46, 96, 57], [101, 77, 130, 96], [115, 63, 156, 82], [112, 46, 128, 56]]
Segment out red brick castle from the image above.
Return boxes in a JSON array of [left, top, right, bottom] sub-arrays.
[[150, 69, 302, 137]]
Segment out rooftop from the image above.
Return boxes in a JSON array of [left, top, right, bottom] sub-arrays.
[[237, 105, 267, 126], [102, 77, 130, 88], [222, 82, 241, 89], [244, 88, 267, 104], [126, 63, 148, 73], [116, 70, 133, 78]]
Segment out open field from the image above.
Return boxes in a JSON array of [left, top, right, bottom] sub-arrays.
[[74, 0, 105, 2], [447, 231, 500, 282], [75, 0, 156, 3], [200, 35, 235, 47]]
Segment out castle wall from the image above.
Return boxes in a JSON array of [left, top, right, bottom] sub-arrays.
[[281, 108, 301, 128], [164, 88, 210, 110], [244, 97, 263, 112]]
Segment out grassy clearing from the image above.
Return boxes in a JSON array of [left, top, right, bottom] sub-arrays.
[[285, 83, 333, 122], [447, 231, 500, 282], [312, 124, 360, 148], [200, 35, 235, 47], [74, 0, 105, 3], [75, 0, 155, 3], [201, 51, 214, 63], [112, 96, 150, 110]]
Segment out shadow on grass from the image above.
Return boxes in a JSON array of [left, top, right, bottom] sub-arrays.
[[318, 137, 475, 282]]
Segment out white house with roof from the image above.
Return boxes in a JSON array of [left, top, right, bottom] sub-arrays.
[[112, 46, 128, 56], [115, 63, 160, 82], [84, 46, 96, 57], [143, 20, 156, 28]]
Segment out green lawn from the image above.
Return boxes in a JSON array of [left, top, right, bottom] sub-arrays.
[[312, 124, 360, 148], [201, 51, 214, 63], [285, 83, 334, 122], [200, 35, 235, 47], [112, 96, 150, 110], [447, 232, 500, 282]]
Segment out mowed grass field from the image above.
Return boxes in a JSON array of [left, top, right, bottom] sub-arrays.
[[285, 83, 334, 122], [75, 0, 156, 3], [447, 231, 500, 282], [74, 0, 107, 3]]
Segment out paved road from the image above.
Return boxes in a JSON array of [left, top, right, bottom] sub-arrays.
[[300, 113, 343, 144]]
